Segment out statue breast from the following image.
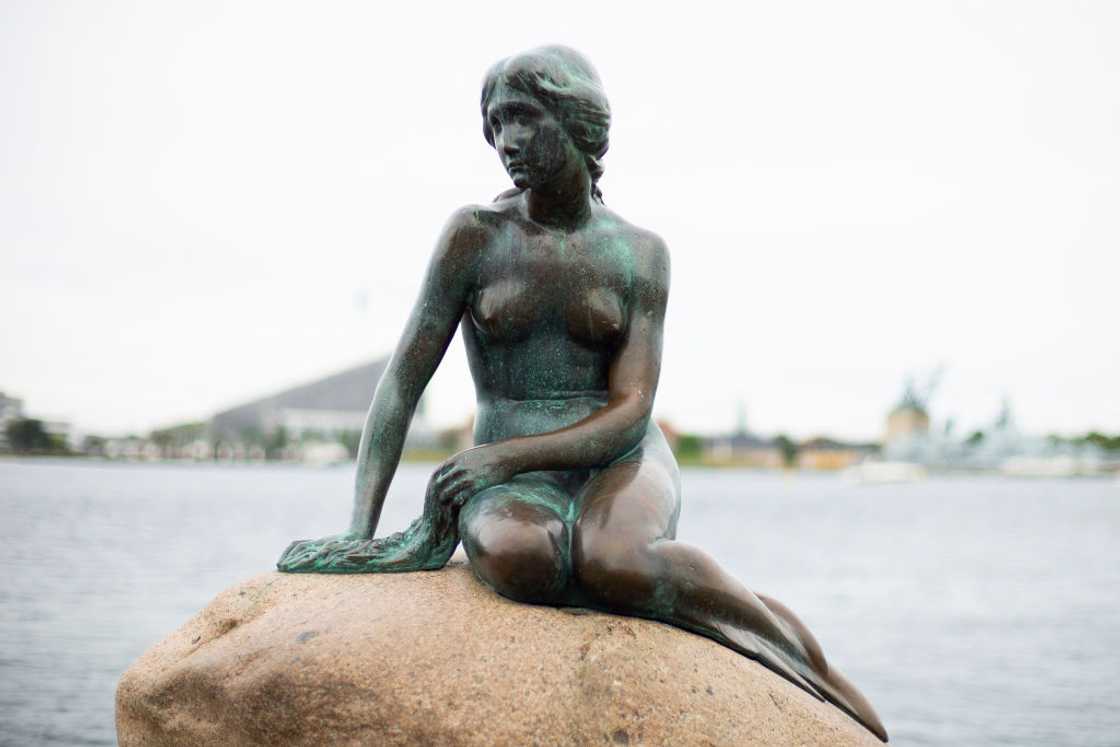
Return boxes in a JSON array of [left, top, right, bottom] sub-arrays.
[[471, 278, 626, 348]]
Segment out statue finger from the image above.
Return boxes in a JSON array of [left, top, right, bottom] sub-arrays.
[[315, 541, 343, 559], [451, 484, 477, 507], [282, 539, 314, 561], [443, 478, 476, 507], [278, 542, 315, 570], [436, 478, 462, 505], [345, 538, 391, 562]]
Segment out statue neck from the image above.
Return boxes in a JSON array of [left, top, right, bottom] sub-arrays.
[[526, 160, 592, 230]]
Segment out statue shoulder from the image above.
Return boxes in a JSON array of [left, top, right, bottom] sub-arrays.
[[434, 203, 508, 263], [596, 208, 670, 288], [444, 202, 510, 232], [633, 228, 670, 297], [634, 227, 670, 269]]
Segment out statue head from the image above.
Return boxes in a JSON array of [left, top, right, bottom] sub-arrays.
[[481, 46, 611, 203]]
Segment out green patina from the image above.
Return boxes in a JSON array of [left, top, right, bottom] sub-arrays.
[[276, 45, 889, 742]]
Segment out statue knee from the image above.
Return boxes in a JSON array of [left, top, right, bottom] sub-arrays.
[[573, 529, 659, 609], [463, 516, 569, 605]]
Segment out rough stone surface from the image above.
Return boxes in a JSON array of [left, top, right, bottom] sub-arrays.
[[117, 560, 882, 746]]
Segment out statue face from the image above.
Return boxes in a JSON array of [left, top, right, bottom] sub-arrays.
[[486, 85, 576, 190]]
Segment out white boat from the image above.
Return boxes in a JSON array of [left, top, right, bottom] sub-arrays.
[[842, 461, 928, 484], [999, 455, 1103, 478], [300, 441, 351, 467]]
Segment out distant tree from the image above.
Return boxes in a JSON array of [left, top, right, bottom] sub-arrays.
[[965, 430, 985, 447], [149, 430, 172, 452], [265, 426, 290, 459], [674, 433, 704, 462], [81, 434, 107, 456], [774, 434, 798, 468], [436, 427, 463, 451], [338, 430, 362, 459], [150, 422, 206, 452], [238, 425, 265, 446], [1080, 431, 1120, 451], [5, 418, 64, 454]]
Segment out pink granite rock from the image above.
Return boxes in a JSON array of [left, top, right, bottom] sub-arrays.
[[116, 561, 882, 746]]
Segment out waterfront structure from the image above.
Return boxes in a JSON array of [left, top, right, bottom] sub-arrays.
[[962, 400, 1108, 476], [0, 392, 71, 452], [881, 374, 942, 464], [0, 391, 24, 451], [884, 390, 930, 446], [208, 357, 435, 455], [798, 437, 876, 471], [880, 385, 1111, 475], [704, 430, 785, 468]]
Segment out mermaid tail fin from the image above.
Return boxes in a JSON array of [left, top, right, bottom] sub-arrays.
[[722, 625, 888, 742], [802, 663, 889, 742]]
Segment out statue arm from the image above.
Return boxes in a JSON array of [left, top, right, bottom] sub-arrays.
[[346, 208, 482, 538], [277, 207, 486, 573]]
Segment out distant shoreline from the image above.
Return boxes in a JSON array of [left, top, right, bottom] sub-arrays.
[[3, 453, 1117, 480]]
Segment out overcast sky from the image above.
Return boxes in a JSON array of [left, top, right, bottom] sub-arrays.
[[3, 1, 1118, 440]]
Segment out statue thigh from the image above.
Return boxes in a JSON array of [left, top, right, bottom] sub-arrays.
[[458, 475, 574, 604], [570, 430, 683, 609], [458, 429, 682, 609]]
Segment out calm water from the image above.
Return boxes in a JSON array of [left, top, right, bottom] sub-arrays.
[[0, 459, 1117, 746]]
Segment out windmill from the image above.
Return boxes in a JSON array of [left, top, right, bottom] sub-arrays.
[[896, 365, 945, 415], [886, 365, 946, 445]]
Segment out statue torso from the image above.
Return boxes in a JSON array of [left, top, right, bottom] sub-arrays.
[[461, 201, 640, 443]]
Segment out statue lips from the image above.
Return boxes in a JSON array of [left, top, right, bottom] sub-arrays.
[[504, 160, 531, 189]]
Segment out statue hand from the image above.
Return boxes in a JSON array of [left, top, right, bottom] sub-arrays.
[[428, 445, 515, 509], [277, 518, 457, 574], [277, 532, 364, 572]]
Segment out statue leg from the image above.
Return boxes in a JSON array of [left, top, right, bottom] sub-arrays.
[[458, 474, 573, 605], [570, 430, 887, 742]]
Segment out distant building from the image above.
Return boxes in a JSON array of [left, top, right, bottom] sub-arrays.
[[440, 415, 476, 453], [798, 437, 877, 471], [208, 357, 435, 451], [0, 391, 24, 450], [103, 436, 162, 461], [885, 389, 930, 446], [878, 379, 1110, 475], [698, 403, 786, 468], [0, 392, 71, 452], [881, 374, 940, 464], [703, 431, 784, 469]]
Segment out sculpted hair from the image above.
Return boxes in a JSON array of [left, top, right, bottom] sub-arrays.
[[481, 45, 611, 204]]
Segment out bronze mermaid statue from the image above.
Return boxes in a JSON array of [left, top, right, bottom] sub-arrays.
[[278, 45, 887, 742]]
